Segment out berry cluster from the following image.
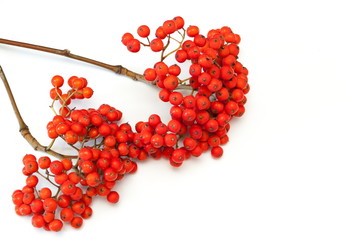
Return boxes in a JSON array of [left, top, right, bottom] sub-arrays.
[[12, 16, 249, 232], [13, 151, 135, 231], [13, 77, 137, 231], [122, 16, 249, 162], [49, 75, 94, 117]]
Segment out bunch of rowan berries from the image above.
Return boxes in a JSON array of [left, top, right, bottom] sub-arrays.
[[13, 76, 137, 231], [122, 16, 249, 162], [12, 16, 249, 231]]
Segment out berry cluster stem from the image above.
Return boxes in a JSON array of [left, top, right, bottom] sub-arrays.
[[0, 38, 192, 90], [0, 65, 76, 159], [161, 28, 185, 61]]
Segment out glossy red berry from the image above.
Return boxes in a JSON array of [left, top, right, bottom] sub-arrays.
[[126, 39, 141, 53], [137, 25, 150, 38], [150, 38, 164, 52]]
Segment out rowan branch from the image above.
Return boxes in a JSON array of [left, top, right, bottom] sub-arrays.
[[0, 65, 76, 160], [0, 38, 192, 90]]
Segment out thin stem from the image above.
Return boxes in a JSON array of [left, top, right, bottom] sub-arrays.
[[37, 171, 60, 188], [46, 139, 56, 150], [54, 187, 61, 199], [49, 99, 58, 115], [0, 38, 148, 86], [0, 65, 76, 160], [177, 29, 185, 37], [161, 36, 171, 62], [170, 36, 182, 44], [161, 29, 186, 61], [140, 41, 150, 47], [179, 77, 191, 84], [0, 37, 192, 90]]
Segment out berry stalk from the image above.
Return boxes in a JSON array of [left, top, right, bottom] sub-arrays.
[[0, 38, 190, 90], [0, 65, 75, 159]]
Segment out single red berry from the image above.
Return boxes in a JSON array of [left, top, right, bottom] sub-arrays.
[[22, 192, 35, 204], [183, 95, 195, 108], [57, 195, 72, 208], [72, 201, 86, 215], [49, 87, 62, 100], [24, 161, 38, 174], [189, 63, 202, 77], [194, 34, 207, 47], [169, 92, 183, 106], [104, 168, 118, 182], [122, 32, 134, 46], [81, 206, 93, 219], [171, 148, 187, 163], [50, 160, 64, 175], [39, 187, 52, 200], [189, 124, 203, 139], [183, 137, 197, 151], [82, 87, 94, 98], [26, 175, 39, 188], [71, 217, 83, 229], [107, 191, 120, 203], [187, 46, 201, 59], [150, 38, 164, 52], [60, 207, 74, 222], [154, 62, 169, 76], [32, 215, 45, 228], [155, 26, 167, 39], [231, 88, 245, 102], [162, 20, 176, 34], [137, 25, 150, 38], [208, 135, 221, 147], [65, 130, 78, 144], [148, 114, 161, 127], [51, 75, 64, 88], [55, 122, 70, 135], [43, 211, 55, 223], [150, 134, 164, 148], [175, 49, 188, 63], [186, 25, 200, 37], [86, 172, 100, 187], [126, 38, 141, 53], [164, 133, 178, 147], [205, 119, 219, 133], [163, 75, 179, 90], [228, 43, 240, 56], [168, 64, 181, 76], [144, 68, 157, 81], [182, 40, 196, 51], [220, 66, 234, 80], [79, 147, 93, 161], [43, 198, 58, 212], [196, 96, 211, 110], [182, 108, 196, 122], [12, 191, 24, 206], [155, 122, 168, 135], [225, 101, 239, 115], [211, 146, 224, 158], [16, 204, 32, 216], [61, 180, 77, 195], [159, 88, 171, 102], [48, 219, 63, 232], [173, 16, 185, 29], [168, 119, 182, 133], [207, 78, 223, 92]]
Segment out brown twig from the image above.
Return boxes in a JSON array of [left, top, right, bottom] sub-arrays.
[[0, 65, 76, 160], [0, 37, 192, 90]]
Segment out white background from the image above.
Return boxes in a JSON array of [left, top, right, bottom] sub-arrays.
[[0, 0, 353, 239]]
